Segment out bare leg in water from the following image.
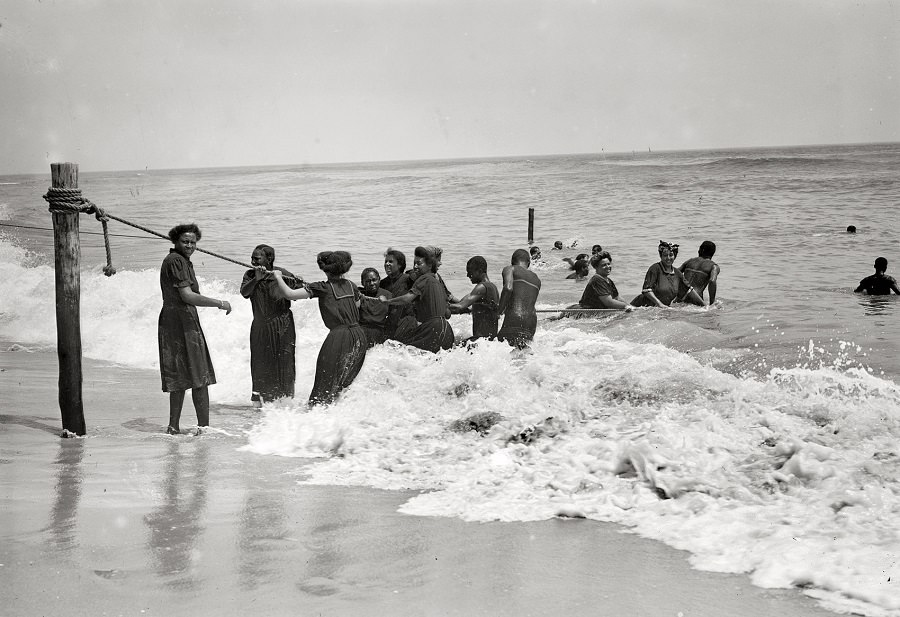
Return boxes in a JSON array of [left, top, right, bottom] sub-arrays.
[[167, 386, 210, 434]]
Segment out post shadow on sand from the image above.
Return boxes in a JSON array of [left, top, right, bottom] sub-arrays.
[[236, 459, 290, 591], [144, 439, 209, 590], [47, 439, 85, 553]]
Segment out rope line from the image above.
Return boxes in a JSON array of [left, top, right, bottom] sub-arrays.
[[42, 186, 254, 276], [0, 221, 166, 239]]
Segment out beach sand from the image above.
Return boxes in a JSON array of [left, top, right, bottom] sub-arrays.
[[0, 344, 836, 617]]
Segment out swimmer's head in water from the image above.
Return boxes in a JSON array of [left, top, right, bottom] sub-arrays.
[[875, 257, 888, 273], [511, 248, 531, 266], [553, 241, 564, 250], [699, 240, 716, 258], [573, 259, 589, 277], [591, 244, 602, 254], [530, 246, 541, 259], [658, 240, 679, 260], [847, 225, 857, 233]]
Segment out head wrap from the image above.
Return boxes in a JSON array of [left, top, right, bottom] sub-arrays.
[[658, 240, 679, 259]]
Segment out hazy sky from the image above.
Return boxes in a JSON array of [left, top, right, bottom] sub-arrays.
[[2, 0, 898, 173]]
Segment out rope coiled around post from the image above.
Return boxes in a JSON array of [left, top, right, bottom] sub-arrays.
[[43, 187, 116, 276], [42, 186, 256, 275]]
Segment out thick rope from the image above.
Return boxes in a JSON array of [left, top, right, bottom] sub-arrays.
[[43, 186, 258, 275]]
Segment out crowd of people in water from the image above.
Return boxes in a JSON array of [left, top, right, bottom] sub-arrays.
[[155, 222, 896, 434]]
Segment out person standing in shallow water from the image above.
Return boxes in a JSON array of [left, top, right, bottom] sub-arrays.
[[497, 248, 542, 349], [240, 244, 303, 407], [855, 257, 900, 295], [158, 223, 232, 435], [450, 255, 500, 341], [273, 251, 369, 406]]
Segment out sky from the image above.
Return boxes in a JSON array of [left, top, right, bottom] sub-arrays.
[[1, 0, 898, 174]]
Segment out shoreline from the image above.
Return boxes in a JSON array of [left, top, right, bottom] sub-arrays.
[[0, 343, 837, 616]]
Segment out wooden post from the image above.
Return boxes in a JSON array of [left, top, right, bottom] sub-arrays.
[[50, 163, 86, 436], [527, 207, 534, 244]]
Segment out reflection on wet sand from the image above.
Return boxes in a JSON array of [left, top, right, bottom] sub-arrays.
[[144, 440, 209, 590], [236, 461, 288, 591], [47, 439, 84, 552]]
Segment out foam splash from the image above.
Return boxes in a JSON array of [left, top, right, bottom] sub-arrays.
[[241, 333, 900, 616]]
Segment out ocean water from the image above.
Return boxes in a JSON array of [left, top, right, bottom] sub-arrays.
[[1, 143, 899, 615]]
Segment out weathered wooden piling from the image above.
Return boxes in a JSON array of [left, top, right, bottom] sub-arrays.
[[49, 163, 86, 436], [528, 207, 534, 244]]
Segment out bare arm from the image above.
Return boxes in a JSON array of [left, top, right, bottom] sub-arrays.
[[272, 270, 311, 300], [450, 283, 486, 313], [498, 266, 515, 314], [597, 294, 632, 310], [382, 292, 417, 306], [707, 264, 720, 304], [177, 286, 232, 314], [240, 266, 269, 298]]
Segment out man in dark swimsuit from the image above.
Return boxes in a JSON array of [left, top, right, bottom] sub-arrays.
[[497, 248, 541, 349], [855, 257, 900, 295], [678, 240, 721, 305], [450, 256, 500, 341]]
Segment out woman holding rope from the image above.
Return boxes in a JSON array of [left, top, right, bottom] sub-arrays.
[[158, 223, 232, 435], [569, 251, 633, 312], [273, 251, 369, 406]]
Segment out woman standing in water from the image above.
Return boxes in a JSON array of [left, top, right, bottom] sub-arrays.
[[631, 241, 704, 307], [358, 266, 392, 347], [158, 223, 232, 435], [273, 251, 368, 406], [240, 244, 303, 407]]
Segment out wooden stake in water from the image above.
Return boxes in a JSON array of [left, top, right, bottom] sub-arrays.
[[528, 207, 534, 244], [50, 162, 86, 436]]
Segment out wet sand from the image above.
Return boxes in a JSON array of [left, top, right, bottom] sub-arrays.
[[0, 344, 836, 617]]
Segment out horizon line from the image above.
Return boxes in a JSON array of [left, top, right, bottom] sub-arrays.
[[3, 139, 898, 177]]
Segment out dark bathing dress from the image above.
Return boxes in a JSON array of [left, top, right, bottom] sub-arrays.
[[579, 274, 619, 308], [358, 287, 393, 348], [241, 267, 302, 402], [306, 279, 367, 406], [393, 271, 455, 352], [631, 262, 687, 307], [158, 249, 216, 392]]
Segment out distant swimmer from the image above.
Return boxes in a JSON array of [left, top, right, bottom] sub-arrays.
[[678, 240, 720, 305], [847, 225, 857, 233], [565, 259, 590, 281], [552, 240, 564, 250], [530, 246, 542, 262], [854, 257, 900, 295], [591, 244, 603, 258], [450, 256, 500, 341], [631, 241, 704, 307], [497, 248, 542, 349]]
